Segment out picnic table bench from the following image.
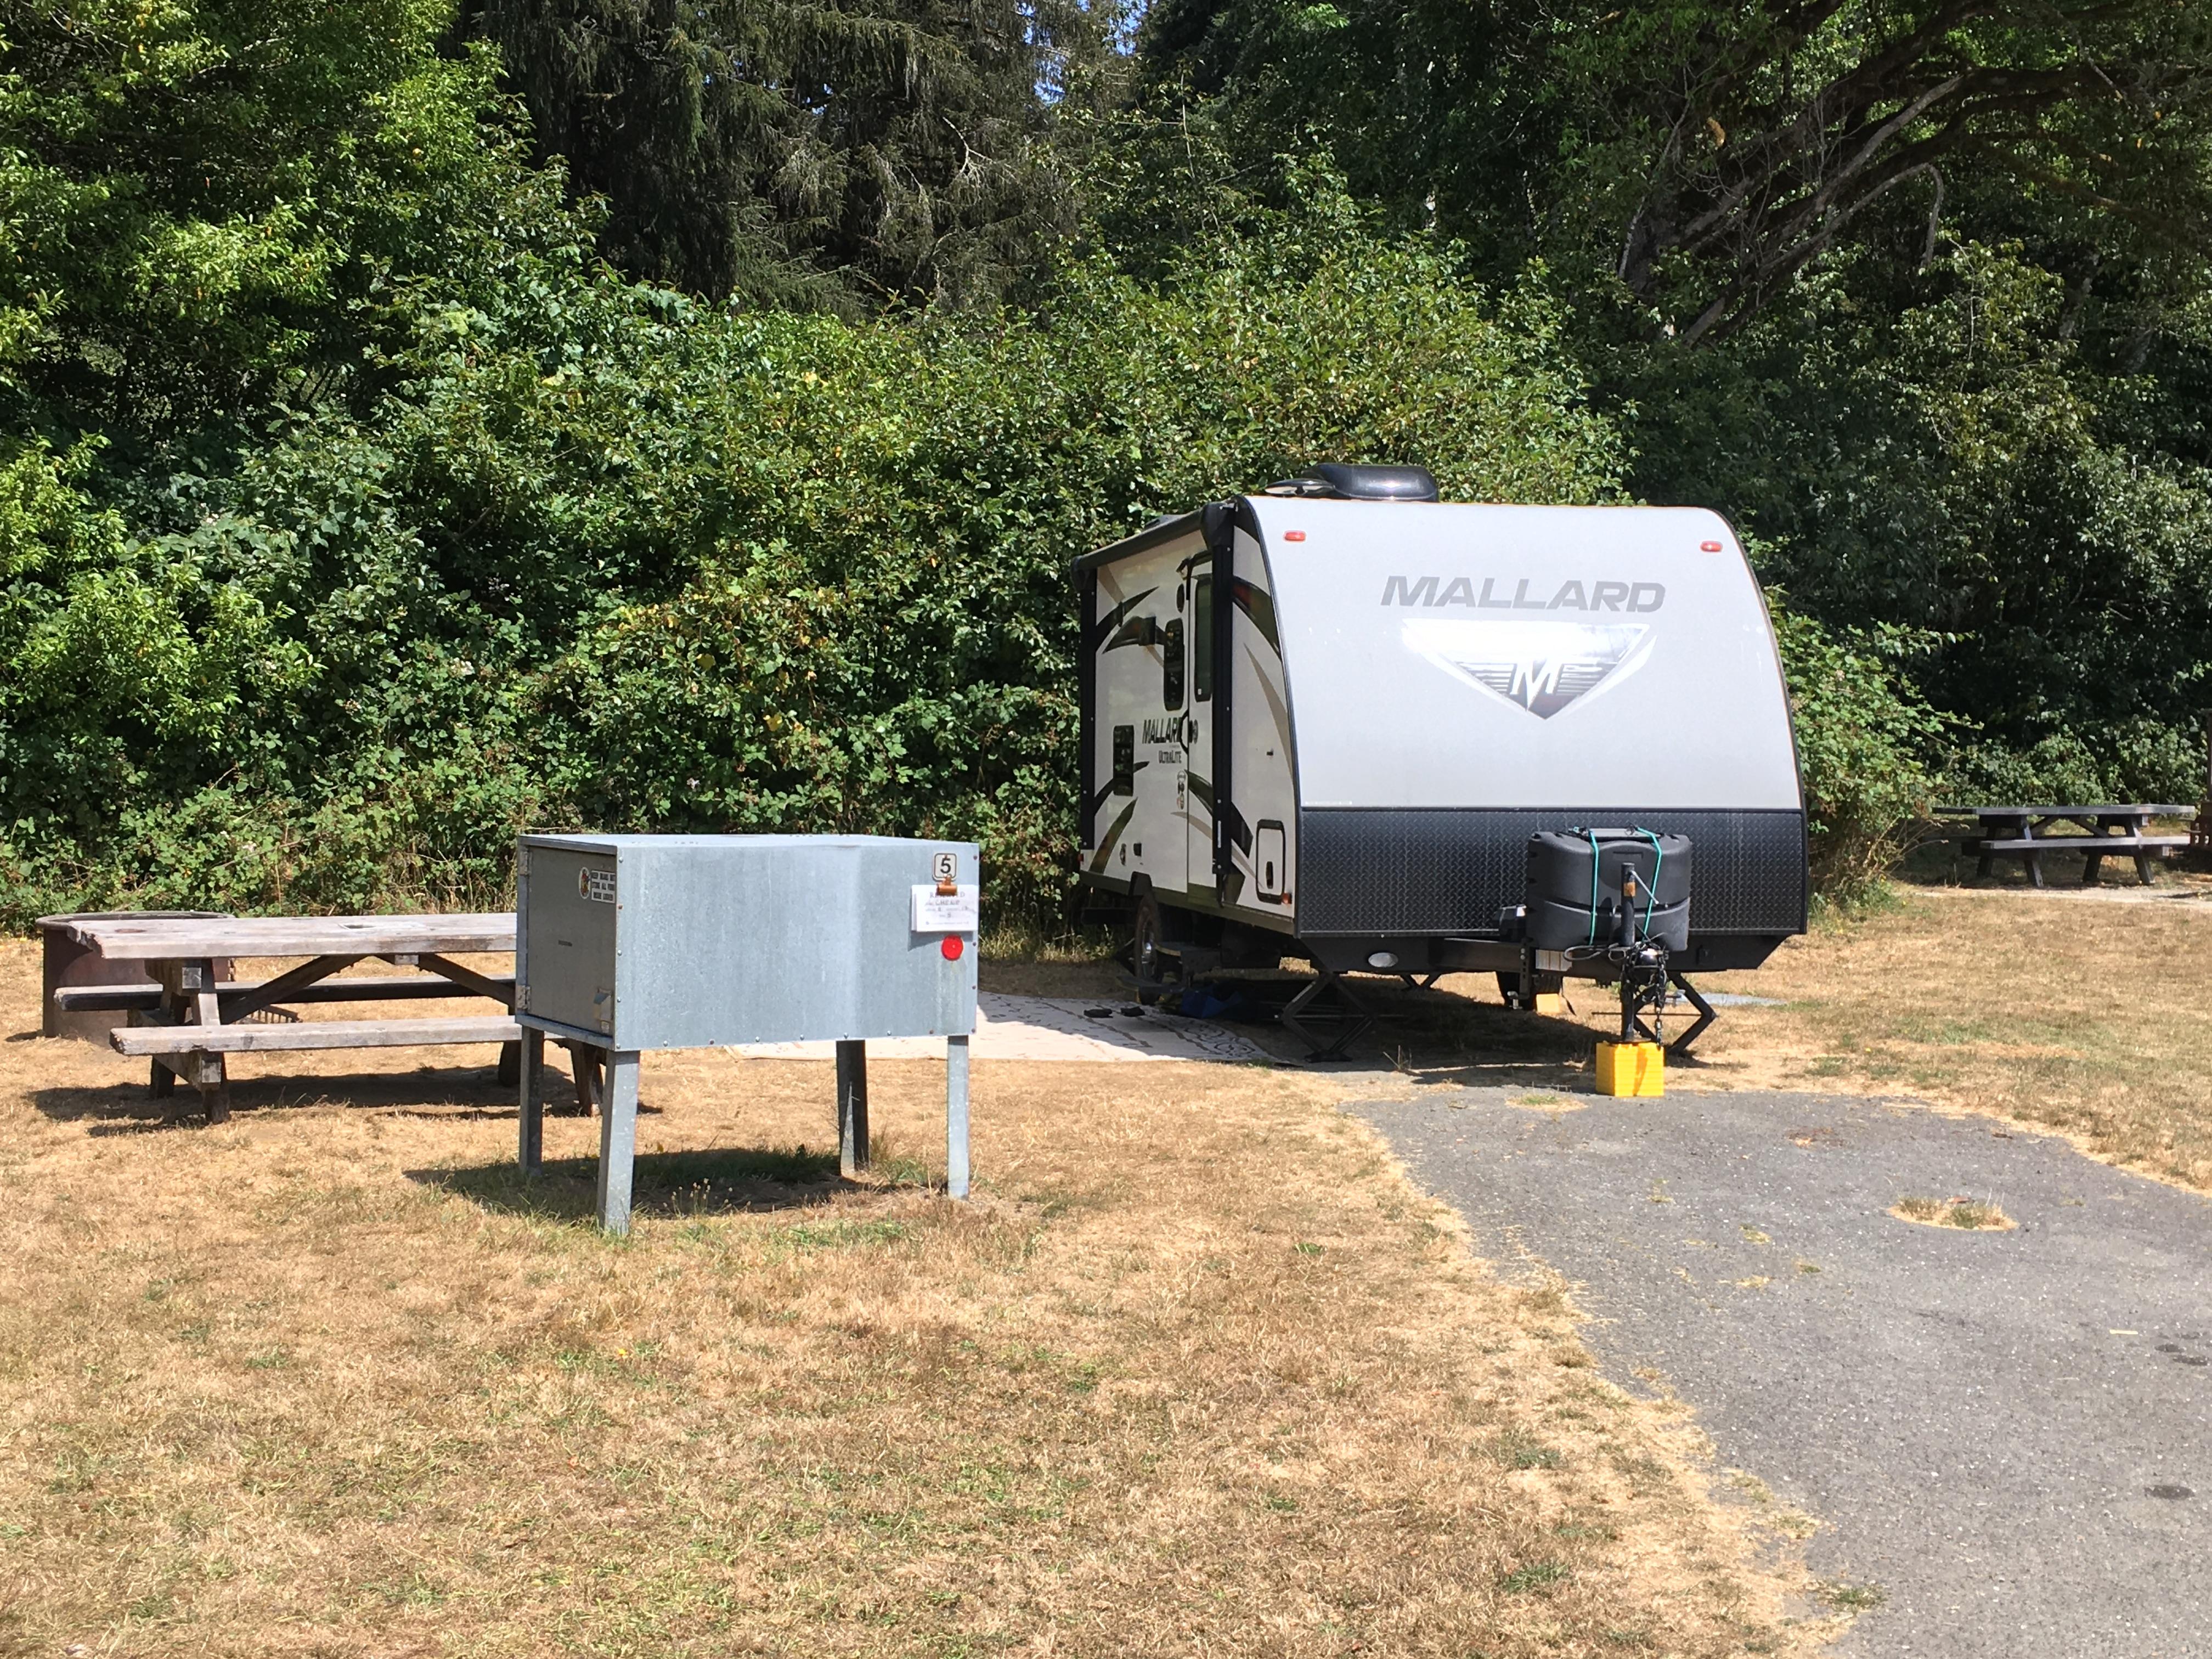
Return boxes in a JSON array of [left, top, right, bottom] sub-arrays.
[[1937, 804, 2198, 889], [48, 913, 524, 1122]]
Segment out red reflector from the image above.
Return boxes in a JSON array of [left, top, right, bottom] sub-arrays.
[[941, 935, 964, 961], [1283, 530, 1307, 542], [1700, 539, 1723, 552]]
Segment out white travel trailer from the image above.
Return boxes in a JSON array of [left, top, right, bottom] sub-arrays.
[[1076, 464, 1807, 1048]]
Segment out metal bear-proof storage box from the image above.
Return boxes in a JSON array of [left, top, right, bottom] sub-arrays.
[[515, 834, 979, 1052]]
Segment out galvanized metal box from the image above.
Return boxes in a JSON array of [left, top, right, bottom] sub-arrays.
[[515, 834, 979, 1051]]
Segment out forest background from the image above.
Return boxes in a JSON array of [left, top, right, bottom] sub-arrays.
[[4, 0, 2210, 927]]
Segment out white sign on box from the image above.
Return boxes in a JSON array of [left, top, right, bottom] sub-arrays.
[[911, 884, 980, 933]]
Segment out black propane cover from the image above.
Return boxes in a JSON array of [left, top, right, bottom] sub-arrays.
[[1524, 829, 1692, 953]]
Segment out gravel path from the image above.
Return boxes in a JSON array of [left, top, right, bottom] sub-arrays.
[[1353, 1087, 2212, 1658]]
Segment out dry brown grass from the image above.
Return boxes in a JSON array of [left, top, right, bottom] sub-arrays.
[[1682, 887, 2212, 1190], [0, 940, 1815, 1657]]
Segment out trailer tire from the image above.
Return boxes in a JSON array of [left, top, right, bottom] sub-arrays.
[[1132, 890, 1169, 1007], [1499, 969, 1565, 1011]]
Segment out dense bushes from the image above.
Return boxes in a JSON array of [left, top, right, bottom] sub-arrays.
[[0, 154, 1627, 922], [1625, 245, 2212, 807], [11, 1, 2200, 928], [1766, 609, 1949, 903]]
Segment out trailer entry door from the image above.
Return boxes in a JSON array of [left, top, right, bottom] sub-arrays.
[[1186, 573, 1214, 893]]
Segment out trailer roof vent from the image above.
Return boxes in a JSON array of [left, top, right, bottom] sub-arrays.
[[1263, 462, 1439, 502]]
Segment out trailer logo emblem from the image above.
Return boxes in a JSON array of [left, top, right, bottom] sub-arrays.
[[1401, 619, 1654, 719]]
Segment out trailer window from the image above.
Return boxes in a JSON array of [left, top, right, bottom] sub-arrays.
[[1112, 725, 1135, 796], [1161, 617, 1186, 710], [1192, 576, 1213, 702]]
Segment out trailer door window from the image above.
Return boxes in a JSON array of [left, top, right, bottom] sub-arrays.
[[1111, 725, 1135, 795], [1161, 617, 1185, 710], [1192, 576, 1213, 702]]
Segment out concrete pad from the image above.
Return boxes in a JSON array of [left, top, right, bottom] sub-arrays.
[[731, 992, 1271, 1063]]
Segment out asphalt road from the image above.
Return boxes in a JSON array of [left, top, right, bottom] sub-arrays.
[[1352, 1087, 2212, 1658]]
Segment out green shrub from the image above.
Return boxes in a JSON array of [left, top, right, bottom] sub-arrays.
[[1626, 246, 2212, 785], [1, 213, 1627, 926], [1946, 720, 2205, 814], [1769, 606, 1949, 903]]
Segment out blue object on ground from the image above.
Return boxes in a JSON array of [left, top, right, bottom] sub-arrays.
[[1178, 984, 1250, 1022]]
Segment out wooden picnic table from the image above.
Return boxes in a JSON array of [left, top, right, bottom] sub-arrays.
[[48, 912, 522, 1123], [1937, 804, 2199, 889]]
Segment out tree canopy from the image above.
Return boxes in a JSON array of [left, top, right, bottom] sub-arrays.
[[458, 0, 1119, 306], [1135, 0, 2212, 340], [2, 0, 2210, 922]]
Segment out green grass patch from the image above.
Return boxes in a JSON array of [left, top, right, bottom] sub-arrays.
[[1486, 1429, 1564, 1470], [782, 1218, 912, 1251], [1819, 1581, 1887, 1611], [1500, 1560, 1571, 1593]]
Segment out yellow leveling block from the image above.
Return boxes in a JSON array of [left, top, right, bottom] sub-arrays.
[[1595, 1040, 1664, 1097]]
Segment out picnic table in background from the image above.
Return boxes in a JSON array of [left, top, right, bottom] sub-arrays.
[[1936, 804, 2198, 889], [46, 913, 522, 1123]]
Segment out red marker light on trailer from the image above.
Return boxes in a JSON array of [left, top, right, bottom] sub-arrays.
[[1283, 530, 1307, 542], [941, 935, 964, 961], [1700, 539, 1723, 552]]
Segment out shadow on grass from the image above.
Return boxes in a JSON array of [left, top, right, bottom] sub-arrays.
[[1187, 973, 1620, 1078], [1893, 827, 2211, 891], [31, 1064, 522, 1131], [416, 1144, 873, 1223], [1357, 971, 1750, 1082], [1322, 980, 1615, 1086]]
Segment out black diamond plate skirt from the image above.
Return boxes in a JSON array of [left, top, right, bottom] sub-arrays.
[[1295, 807, 1807, 939]]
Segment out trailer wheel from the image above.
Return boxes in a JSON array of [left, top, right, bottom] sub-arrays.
[[1132, 890, 1169, 1007], [1499, 969, 1565, 1011]]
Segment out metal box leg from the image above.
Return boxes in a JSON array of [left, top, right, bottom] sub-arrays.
[[517, 1028, 545, 1175], [946, 1034, 970, 1200], [596, 1048, 640, 1234], [836, 1039, 869, 1176]]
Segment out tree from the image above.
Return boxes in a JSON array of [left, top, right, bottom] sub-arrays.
[[461, 0, 1121, 307], [1133, 0, 2212, 341], [0, 0, 588, 455], [1593, 3, 2212, 342]]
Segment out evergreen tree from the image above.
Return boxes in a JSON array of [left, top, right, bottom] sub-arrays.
[[462, 0, 1120, 307]]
